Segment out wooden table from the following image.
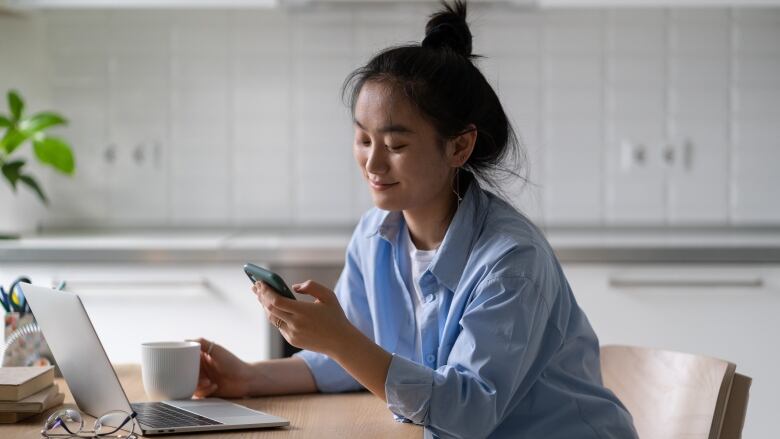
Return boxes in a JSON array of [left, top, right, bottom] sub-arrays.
[[2, 364, 422, 438]]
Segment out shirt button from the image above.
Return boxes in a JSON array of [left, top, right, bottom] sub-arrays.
[[424, 294, 436, 303], [426, 354, 435, 365]]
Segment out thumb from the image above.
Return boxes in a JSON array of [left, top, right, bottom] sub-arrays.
[[292, 280, 335, 303], [191, 337, 217, 356]]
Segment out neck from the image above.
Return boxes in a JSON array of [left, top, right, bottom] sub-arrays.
[[403, 186, 459, 251]]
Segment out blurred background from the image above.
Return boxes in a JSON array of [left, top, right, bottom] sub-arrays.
[[0, 0, 778, 436]]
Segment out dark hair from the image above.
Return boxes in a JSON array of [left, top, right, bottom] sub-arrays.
[[342, 0, 527, 198]]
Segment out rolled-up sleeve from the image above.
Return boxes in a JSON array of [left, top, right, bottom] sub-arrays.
[[293, 230, 374, 393], [385, 354, 434, 422], [384, 274, 561, 439]]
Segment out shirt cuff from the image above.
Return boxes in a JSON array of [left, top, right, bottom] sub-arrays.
[[293, 350, 362, 393], [384, 353, 434, 424]]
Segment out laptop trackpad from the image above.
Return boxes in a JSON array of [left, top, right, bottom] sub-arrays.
[[167, 399, 270, 421]]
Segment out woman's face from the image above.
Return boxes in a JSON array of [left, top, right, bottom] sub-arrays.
[[352, 81, 455, 213]]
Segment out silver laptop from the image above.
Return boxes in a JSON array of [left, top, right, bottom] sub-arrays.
[[20, 282, 290, 435]]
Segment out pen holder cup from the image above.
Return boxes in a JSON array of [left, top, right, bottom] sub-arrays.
[[2, 312, 58, 373]]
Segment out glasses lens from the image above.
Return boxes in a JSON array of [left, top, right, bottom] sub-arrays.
[[43, 408, 83, 436], [95, 410, 135, 437]]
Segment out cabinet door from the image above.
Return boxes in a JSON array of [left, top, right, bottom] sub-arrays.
[[43, 11, 111, 227], [292, 10, 356, 225], [169, 12, 232, 225], [667, 10, 730, 224], [543, 10, 605, 225], [562, 263, 780, 439], [233, 10, 295, 225], [105, 12, 170, 226], [731, 9, 780, 224], [604, 9, 666, 224]]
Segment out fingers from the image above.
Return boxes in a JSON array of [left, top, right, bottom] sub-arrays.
[[199, 351, 216, 380], [192, 337, 213, 354], [265, 307, 292, 330], [194, 354, 218, 398], [194, 377, 218, 399], [291, 280, 335, 303], [250, 282, 297, 330], [252, 281, 297, 315], [190, 337, 222, 362]]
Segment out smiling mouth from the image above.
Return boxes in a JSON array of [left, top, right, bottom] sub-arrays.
[[369, 180, 398, 190]]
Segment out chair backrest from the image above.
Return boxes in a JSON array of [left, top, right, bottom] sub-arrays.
[[600, 345, 749, 439], [720, 373, 752, 439]]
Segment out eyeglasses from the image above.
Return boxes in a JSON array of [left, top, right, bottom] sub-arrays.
[[41, 408, 137, 438]]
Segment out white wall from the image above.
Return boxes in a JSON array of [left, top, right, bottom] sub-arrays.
[[0, 5, 778, 230]]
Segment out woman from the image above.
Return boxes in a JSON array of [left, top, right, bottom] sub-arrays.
[[195, 2, 637, 438]]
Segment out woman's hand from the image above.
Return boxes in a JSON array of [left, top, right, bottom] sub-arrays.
[[252, 280, 355, 357], [253, 280, 393, 401], [192, 338, 252, 399]]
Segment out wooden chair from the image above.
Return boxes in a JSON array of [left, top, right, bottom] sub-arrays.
[[600, 345, 751, 439]]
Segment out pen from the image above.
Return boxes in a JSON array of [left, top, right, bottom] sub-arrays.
[[9, 276, 32, 314], [0, 286, 10, 312], [7, 288, 20, 313], [9, 287, 22, 313]]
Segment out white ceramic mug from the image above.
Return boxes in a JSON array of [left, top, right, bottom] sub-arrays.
[[141, 341, 200, 400]]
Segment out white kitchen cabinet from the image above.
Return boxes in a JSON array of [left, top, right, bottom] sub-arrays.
[[105, 13, 170, 226], [1, 0, 277, 8], [41, 11, 171, 227], [291, 9, 357, 225], [168, 12, 233, 225], [42, 10, 111, 228], [667, 10, 730, 224], [731, 10, 780, 224], [604, 9, 735, 226], [541, 0, 780, 6], [0, 263, 271, 365], [604, 8, 666, 224], [543, 10, 605, 225], [563, 262, 780, 439], [5, 0, 780, 8], [232, 10, 296, 225]]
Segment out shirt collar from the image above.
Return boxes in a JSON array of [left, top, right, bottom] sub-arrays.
[[366, 179, 489, 292]]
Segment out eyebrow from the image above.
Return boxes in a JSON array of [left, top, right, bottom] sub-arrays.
[[353, 119, 415, 135]]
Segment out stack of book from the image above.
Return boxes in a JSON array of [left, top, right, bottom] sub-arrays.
[[0, 366, 64, 423]]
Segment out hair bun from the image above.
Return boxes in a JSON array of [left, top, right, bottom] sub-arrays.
[[422, 0, 472, 58]]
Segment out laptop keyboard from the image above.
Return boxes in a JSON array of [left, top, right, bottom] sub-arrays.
[[131, 402, 223, 429]]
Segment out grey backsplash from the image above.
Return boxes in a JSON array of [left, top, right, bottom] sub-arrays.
[[0, 5, 778, 231]]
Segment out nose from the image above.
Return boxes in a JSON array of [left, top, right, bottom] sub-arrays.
[[365, 143, 389, 175]]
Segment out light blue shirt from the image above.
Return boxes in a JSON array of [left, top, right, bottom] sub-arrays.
[[294, 181, 638, 439]]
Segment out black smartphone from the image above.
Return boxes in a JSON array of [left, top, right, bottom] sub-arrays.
[[243, 263, 297, 300]]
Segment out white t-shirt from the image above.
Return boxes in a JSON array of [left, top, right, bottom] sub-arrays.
[[399, 224, 438, 362]]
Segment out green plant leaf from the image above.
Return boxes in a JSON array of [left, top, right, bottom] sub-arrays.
[[1, 128, 30, 155], [33, 136, 75, 174], [8, 90, 23, 121], [0, 115, 11, 128], [19, 112, 67, 133], [19, 174, 48, 205], [1, 159, 25, 190]]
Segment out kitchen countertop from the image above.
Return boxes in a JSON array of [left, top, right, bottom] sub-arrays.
[[2, 226, 780, 264]]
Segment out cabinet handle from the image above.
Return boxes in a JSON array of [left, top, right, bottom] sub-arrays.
[[608, 277, 764, 289]]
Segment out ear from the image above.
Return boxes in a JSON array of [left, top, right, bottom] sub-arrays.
[[447, 124, 477, 168]]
